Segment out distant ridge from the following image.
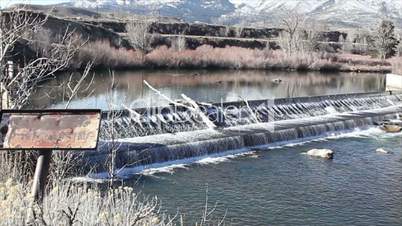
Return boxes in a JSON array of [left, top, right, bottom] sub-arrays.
[[9, 4, 101, 18], [11, 0, 402, 28]]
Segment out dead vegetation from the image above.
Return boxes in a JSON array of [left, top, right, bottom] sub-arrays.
[[126, 19, 155, 55], [0, 180, 170, 226], [73, 40, 392, 73]]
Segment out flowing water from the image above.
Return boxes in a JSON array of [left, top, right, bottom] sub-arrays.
[[131, 129, 402, 226], [30, 70, 385, 109], [32, 69, 401, 225]]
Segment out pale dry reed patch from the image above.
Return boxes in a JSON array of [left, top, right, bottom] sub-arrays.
[[74, 40, 145, 69], [0, 179, 32, 225], [76, 40, 391, 72], [146, 45, 390, 72], [0, 180, 171, 226]]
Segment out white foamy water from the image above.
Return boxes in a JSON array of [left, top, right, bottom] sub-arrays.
[[72, 126, 402, 183], [195, 151, 258, 165], [74, 148, 254, 182]]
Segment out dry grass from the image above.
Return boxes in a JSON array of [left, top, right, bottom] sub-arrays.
[[146, 46, 391, 72], [0, 179, 170, 226], [0, 141, 169, 226], [0, 152, 36, 183], [0, 177, 226, 226], [75, 41, 392, 73], [336, 53, 392, 72], [145, 46, 330, 71], [73, 40, 145, 69]]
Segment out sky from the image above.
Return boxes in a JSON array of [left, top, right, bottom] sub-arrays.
[[0, 0, 69, 8]]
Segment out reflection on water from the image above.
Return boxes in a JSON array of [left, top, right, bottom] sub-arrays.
[[30, 69, 385, 110]]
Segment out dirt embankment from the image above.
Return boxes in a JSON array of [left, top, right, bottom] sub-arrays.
[[9, 10, 385, 73], [84, 19, 346, 44], [2, 10, 129, 64], [80, 19, 347, 50], [6, 10, 348, 57]]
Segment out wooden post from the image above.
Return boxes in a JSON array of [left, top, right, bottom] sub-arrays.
[[31, 150, 52, 203]]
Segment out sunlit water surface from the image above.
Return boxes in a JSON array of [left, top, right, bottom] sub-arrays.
[[30, 70, 385, 109], [131, 129, 402, 226]]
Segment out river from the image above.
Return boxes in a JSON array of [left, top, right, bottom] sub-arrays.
[[32, 69, 399, 225], [131, 129, 402, 225]]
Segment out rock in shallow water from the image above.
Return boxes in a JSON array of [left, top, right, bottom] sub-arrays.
[[243, 151, 261, 159], [376, 148, 391, 154], [306, 149, 334, 159], [380, 124, 402, 133]]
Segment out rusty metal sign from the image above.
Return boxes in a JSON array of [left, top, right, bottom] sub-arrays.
[[0, 110, 101, 150]]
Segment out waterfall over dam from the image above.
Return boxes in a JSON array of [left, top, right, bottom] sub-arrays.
[[84, 91, 402, 173]]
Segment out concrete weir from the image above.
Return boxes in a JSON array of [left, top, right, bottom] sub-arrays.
[[84, 92, 402, 172]]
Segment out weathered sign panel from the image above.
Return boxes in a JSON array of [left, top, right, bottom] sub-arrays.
[[0, 110, 101, 150]]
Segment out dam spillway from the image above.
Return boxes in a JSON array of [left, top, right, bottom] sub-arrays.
[[84, 91, 402, 173], [100, 91, 399, 138]]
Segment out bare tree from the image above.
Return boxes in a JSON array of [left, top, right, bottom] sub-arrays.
[[104, 72, 121, 182], [0, 9, 45, 68], [0, 8, 83, 109], [50, 62, 95, 183], [172, 34, 186, 51], [278, 10, 306, 54], [234, 25, 244, 38], [374, 20, 400, 59], [301, 20, 333, 53], [341, 29, 371, 54], [126, 19, 155, 55], [0, 7, 87, 185], [171, 25, 188, 51]]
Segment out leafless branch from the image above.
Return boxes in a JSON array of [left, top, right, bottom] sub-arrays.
[[1, 8, 85, 109], [278, 10, 306, 54], [126, 19, 155, 55], [64, 62, 93, 109]]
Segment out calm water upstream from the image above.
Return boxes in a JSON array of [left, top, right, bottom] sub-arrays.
[[132, 129, 402, 226], [30, 70, 385, 109]]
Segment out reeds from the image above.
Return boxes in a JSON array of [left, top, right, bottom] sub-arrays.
[[74, 41, 392, 73], [73, 40, 145, 69], [0, 180, 168, 226]]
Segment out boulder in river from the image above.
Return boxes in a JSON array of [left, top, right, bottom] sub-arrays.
[[376, 148, 392, 154], [380, 124, 402, 133], [378, 120, 402, 133], [306, 149, 334, 159]]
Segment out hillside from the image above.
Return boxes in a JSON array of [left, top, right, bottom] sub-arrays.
[[9, 4, 102, 18], [58, 0, 402, 28]]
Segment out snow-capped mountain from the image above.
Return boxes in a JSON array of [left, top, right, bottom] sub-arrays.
[[67, 0, 235, 22], [65, 0, 402, 27]]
